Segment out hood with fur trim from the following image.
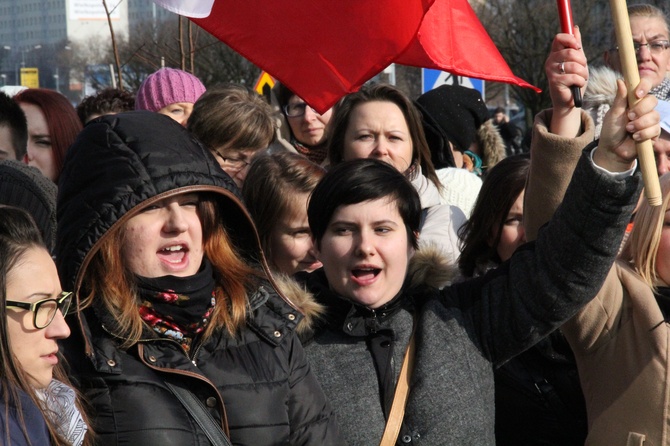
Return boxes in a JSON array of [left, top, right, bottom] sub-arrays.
[[271, 272, 325, 335], [294, 243, 458, 337], [478, 119, 506, 171]]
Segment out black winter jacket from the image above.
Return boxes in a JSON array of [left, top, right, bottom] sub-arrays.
[[56, 112, 342, 445]]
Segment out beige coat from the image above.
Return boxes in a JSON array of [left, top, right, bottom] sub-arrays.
[[528, 109, 668, 446]]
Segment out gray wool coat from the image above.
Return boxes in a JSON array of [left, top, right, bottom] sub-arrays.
[[302, 149, 640, 445]]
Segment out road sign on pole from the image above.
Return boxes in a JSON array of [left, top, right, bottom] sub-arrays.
[[20, 68, 39, 88], [421, 68, 484, 96], [254, 71, 275, 95]]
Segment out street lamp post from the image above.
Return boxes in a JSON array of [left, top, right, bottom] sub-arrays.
[[1, 46, 10, 85], [21, 44, 42, 67]]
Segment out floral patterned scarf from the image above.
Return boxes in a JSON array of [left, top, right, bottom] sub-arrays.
[[135, 259, 216, 352]]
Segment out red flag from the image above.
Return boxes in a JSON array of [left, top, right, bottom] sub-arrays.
[[161, 0, 538, 112], [191, 0, 434, 113], [398, 0, 540, 92]]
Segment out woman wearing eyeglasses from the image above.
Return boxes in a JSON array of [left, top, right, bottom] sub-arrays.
[[56, 111, 341, 445], [0, 205, 89, 445], [274, 83, 333, 165], [188, 84, 276, 188], [604, 4, 670, 101]]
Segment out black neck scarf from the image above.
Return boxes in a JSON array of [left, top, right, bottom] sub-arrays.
[[135, 259, 216, 352]]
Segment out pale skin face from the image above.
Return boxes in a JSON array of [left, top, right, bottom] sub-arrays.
[[121, 193, 204, 278], [0, 126, 18, 161], [20, 103, 57, 181], [6, 246, 70, 389], [654, 131, 670, 176], [493, 111, 506, 124], [342, 101, 414, 174], [492, 191, 526, 262], [605, 16, 670, 89], [314, 198, 414, 309], [286, 95, 332, 147], [157, 102, 195, 127], [268, 192, 322, 275], [657, 208, 670, 285], [211, 147, 262, 188]]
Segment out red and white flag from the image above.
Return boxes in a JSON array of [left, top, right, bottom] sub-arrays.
[[152, 0, 215, 18], [397, 0, 540, 92], [153, 0, 538, 112]]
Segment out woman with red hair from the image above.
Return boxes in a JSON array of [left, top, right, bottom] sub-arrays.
[[14, 89, 82, 183]]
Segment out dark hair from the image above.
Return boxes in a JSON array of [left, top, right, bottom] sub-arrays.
[[0, 205, 43, 243], [76, 88, 135, 125], [458, 155, 530, 277], [274, 82, 296, 111], [188, 84, 276, 154], [0, 92, 28, 160], [243, 151, 325, 264], [494, 107, 505, 114], [326, 83, 442, 190], [308, 158, 421, 249], [0, 206, 85, 445], [14, 89, 83, 182]]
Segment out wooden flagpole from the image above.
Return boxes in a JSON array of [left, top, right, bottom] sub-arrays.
[[609, 0, 662, 206]]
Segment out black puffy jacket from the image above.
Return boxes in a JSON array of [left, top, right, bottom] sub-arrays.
[[56, 112, 342, 445]]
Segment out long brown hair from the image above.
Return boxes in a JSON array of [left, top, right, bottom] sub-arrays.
[[242, 151, 325, 267], [458, 155, 530, 277], [13, 89, 82, 183], [327, 83, 442, 189], [0, 206, 92, 445], [83, 194, 259, 347]]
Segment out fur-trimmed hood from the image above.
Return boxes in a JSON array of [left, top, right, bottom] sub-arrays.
[[477, 119, 507, 170], [293, 243, 459, 337], [407, 242, 459, 289], [271, 272, 325, 335]]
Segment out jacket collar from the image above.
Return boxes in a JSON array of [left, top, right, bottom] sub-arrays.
[[307, 269, 415, 337]]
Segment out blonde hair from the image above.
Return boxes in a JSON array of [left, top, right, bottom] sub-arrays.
[[610, 4, 670, 46], [83, 195, 260, 347], [620, 173, 670, 288]]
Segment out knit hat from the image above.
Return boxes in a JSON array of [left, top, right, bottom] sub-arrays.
[[415, 85, 490, 169], [135, 68, 206, 112], [0, 160, 57, 252]]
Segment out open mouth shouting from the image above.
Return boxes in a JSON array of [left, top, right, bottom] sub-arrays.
[[350, 265, 382, 286], [157, 243, 190, 271]]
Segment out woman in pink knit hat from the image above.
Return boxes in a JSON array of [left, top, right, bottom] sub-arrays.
[[135, 67, 206, 126]]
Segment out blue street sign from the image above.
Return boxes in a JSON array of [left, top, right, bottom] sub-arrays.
[[422, 68, 485, 96]]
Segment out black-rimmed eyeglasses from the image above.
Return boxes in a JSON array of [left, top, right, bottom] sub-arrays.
[[609, 40, 670, 54], [283, 102, 320, 118], [6, 291, 73, 329]]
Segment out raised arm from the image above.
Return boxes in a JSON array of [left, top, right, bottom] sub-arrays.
[[525, 29, 592, 240], [445, 80, 659, 365], [547, 27, 588, 138]]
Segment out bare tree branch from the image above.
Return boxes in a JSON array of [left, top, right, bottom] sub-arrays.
[[102, 0, 124, 89]]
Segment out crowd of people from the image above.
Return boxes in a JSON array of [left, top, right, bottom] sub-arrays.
[[1, 3, 670, 445]]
